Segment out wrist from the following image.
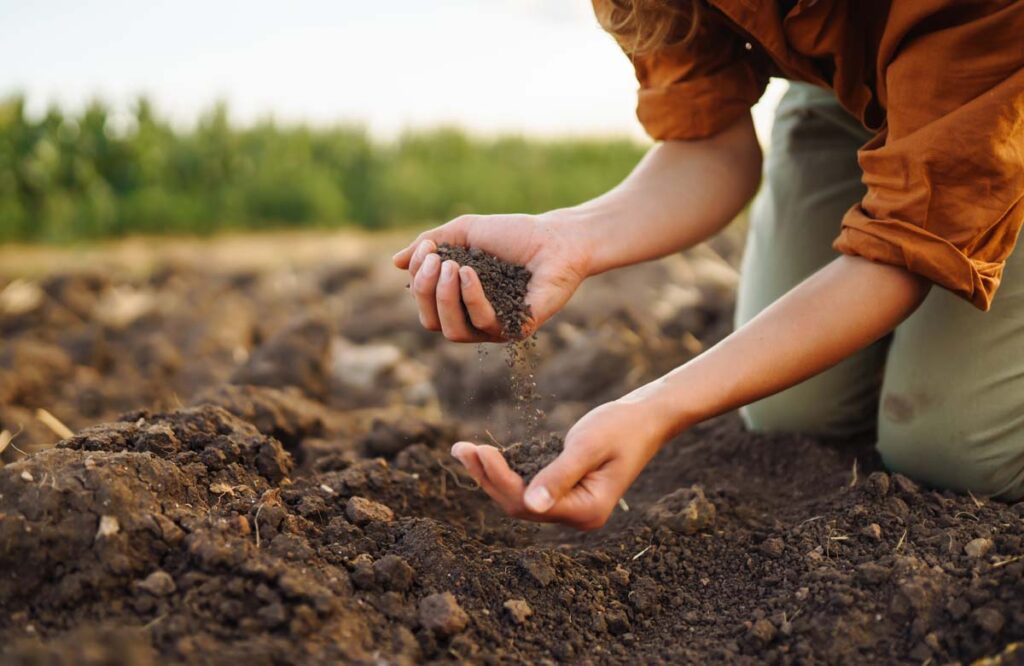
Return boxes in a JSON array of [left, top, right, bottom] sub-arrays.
[[537, 204, 614, 279], [616, 370, 708, 441]]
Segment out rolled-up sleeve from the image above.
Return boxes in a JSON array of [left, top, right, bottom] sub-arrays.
[[833, 4, 1024, 310], [596, 1, 768, 141]]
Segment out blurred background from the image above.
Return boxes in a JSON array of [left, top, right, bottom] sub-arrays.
[[0, 0, 785, 244]]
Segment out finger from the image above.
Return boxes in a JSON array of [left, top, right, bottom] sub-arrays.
[[524, 440, 607, 514], [412, 253, 442, 330], [475, 445, 528, 512], [408, 239, 437, 279], [459, 267, 502, 337], [451, 442, 487, 485], [437, 260, 482, 342], [393, 241, 418, 269], [451, 442, 514, 504]]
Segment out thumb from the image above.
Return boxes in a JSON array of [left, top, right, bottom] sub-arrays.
[[523, 442, 603, 514]]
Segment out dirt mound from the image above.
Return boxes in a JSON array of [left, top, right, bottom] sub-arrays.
[[231, 315, 334, 399], [1, 244, 1020, 663], [503, 433, 564, 483], [435, 243, 531, 340]]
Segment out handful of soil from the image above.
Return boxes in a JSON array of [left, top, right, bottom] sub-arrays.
[[436, 243, 532, 340], [502, 434, 564, 483]]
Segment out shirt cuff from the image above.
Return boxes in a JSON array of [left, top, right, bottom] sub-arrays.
[[636, 61, 765, 141], [834, 205, 1005, 311]]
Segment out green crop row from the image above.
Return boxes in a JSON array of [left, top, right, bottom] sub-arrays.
[[0, 95, 647, 243]]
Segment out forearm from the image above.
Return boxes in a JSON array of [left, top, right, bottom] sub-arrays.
[[557, 114, 762, 276], [630, 256, 930, 437]]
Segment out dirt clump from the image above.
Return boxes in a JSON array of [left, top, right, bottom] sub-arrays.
[[435, 243, 531, 340], [502, 433, 564, 482], [418, 592, 470, 636], [644, 484, 716, 535]]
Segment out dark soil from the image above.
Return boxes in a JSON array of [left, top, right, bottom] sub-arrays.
[[503, 433, 564, 483], [435, 243, 531, 340], [1, 240, 1020, 664]]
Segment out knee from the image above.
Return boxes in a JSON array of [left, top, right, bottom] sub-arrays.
[[741, 385, 873, 439], [877, 404, 1024, 500]]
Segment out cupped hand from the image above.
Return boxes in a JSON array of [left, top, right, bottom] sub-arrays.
[[449, 397, 670, 531], [392, 212, 591, 342]]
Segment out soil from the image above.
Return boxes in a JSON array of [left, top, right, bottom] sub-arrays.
[[1, 234, 1021, 664], [503, 434, 564, 483], [434, 244, 531, 341]]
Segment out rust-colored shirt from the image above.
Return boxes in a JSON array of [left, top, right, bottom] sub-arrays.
[[599, 0, 1024, 309]]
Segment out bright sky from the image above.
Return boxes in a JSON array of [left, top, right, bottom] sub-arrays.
[[0, 0, 784, 141]]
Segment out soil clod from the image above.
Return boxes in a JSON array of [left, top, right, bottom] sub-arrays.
[[503, 599, 533, 625], [345, 496, 395, 525], [435, 244, 531, 340], [644, 485, 716, 535], [419, 592, 470, 636], [502, 434, 563, 482]]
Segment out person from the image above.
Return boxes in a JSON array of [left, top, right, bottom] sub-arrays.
[[393, 0, 1024, 530]]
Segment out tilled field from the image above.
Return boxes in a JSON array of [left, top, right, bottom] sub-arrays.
[[0, 234, 1021, 664]]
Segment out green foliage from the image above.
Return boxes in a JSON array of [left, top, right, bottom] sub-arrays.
[[0, 95, 647, 243]]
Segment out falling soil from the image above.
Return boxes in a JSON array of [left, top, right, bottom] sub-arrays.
[[503, 433, 564, 483], [1, 239, 1021, 664], [435, 243, 543, 437]]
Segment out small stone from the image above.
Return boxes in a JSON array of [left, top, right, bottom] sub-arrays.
[[137, 570, 176, 596], [519, 554, 555, 587], [503, 599, 533, 625], [350, 553, 376, 590], [374, 555, 415, 592], [973, 607, 1005, 635], [866, 472, 890, 498], [761, 537, 785, 558], [419, 592, 469, 635], [892, 474, 920, 495], [610, 565, 630, 587], [20, 471, 33, 482], [750, 618, 776, 643], [605, 607, 631, 636], [96, 515, 120, 539], [235, 515, 251, 536], [345, 496, 395, 525], [861, 523, 882, 540], [964, 537, 994, 559]]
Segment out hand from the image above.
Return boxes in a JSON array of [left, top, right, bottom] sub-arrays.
[[449, 397, 670, 530], [392, 212, 592, 342]]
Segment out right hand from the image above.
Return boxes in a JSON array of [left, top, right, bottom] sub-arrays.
[[392, 212, 592, 342]]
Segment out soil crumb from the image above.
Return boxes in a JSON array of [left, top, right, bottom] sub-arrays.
[[435, 243, 531, 340], [503, 434, 564, 483]]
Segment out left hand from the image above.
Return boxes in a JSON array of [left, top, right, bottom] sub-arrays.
[[450, 396, 670, 531]]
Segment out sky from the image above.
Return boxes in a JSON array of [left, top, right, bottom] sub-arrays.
[[0, 0, 784, 141]]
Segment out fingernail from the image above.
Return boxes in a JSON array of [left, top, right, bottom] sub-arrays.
[[524, 485, 554, 513], [418, 240, 432, 254], [423, 253, 440, 274], [451, 442, 469, 460], [459, 267, 471, 288], [441, 260, 455, 281]]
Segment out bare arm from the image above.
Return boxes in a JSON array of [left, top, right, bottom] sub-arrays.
[[452, 255, 930, 528], [635, 255, 929, 435], [569, 113, 762, 275], [392, 114, 762, 341]]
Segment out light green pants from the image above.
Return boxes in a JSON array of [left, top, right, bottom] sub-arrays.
[[736, 83, 1024, 500]]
